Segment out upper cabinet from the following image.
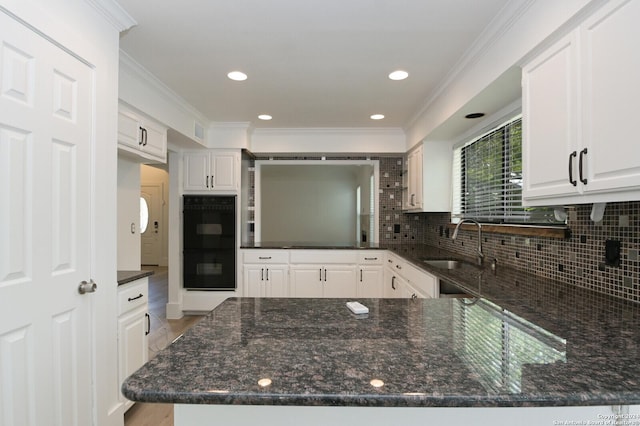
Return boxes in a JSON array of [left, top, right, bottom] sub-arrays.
[[118, 103, 167, 163], [522, 0, 640, 206], [405, 145, 423, 210], [183, 150, 240, 192], [403, 140, 453, 213]]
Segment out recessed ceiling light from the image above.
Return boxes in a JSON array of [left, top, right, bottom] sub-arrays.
[[258, 114, 272, 121], [370, 114, 385, 120], [227, 71, 247, 81], [388, 70, 409, 81], [465, 112, 485, 119]]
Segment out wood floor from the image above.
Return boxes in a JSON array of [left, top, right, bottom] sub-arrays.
[[124, 266, 203, 426]]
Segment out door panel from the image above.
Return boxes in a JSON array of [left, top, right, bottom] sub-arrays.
[[0, 12, 93, 426]]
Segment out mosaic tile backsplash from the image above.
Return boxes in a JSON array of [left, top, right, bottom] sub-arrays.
[[248, 155, 640, 303]]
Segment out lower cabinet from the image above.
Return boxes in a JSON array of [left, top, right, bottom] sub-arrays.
[[358, 266, 384, 298], [383, 266, 406, 298], [117, 277, 149, 410], [240, 249, 434, 300], [385, 252, 438, 299], [243, 250, 290, 297], [244, 265, 289, 297], [290, 265, 357, 298]]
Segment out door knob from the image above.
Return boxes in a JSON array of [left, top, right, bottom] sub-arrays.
[[78, 279, 97, 295]]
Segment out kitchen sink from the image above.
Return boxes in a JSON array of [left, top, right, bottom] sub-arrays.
[[422, 259, 468, 269]]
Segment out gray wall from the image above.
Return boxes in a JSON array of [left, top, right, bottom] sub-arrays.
[[260, 165, 358, 244]]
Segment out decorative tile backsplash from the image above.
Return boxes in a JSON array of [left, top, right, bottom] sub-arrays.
[[416, 203, 640, 303], [248, 154, 640, 303]]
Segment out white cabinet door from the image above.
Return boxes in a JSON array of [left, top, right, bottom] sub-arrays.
[[141, 118, 167, 160], [244, 265, 289, 297], [118, 307, 148, 407], [290, 266, 356, 297], [0, 14, 94, 425], [523, 0, 640, 205], [183, 151, 210, 191], [383, 267, 405, 298], [244, 266, 264, 297], [264, 267, 289, 297], [118, 108, 142, 150], [324, 266, 357, 298], [211, 152, 238, 190], [290, 267, 324, 297], [358, 266, 383, 298], [117, 104, 167, 163], [406, 146, 423, 210], [183, 151, 239, 192], [522, 31, 580, 203], [581, 0, 640, 195]]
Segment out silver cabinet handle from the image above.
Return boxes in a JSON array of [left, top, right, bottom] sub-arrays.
[[360, 269, 363, 282], [259, 256, 272, 260], [364, 257, 378, 261], [78, 279, 97, 295], [319, 268, 322, 281], [206, 175, 209, 188], [261, 268, 264, 281], [266, 269, 269, 281], [391, 276, 396, 290]]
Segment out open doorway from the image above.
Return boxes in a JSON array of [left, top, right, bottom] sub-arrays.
[[141, 164, 169, 266]]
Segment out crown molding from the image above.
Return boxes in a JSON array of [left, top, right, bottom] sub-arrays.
[[251, 127, 405, 136], [84, 0, 137, 31], [119, 49, 210, 125], [405, 0, 535, 130], [211, 122, 252, 129]]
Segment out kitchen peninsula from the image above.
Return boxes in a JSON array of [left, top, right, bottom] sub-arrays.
[[122, 249, 640, 425]]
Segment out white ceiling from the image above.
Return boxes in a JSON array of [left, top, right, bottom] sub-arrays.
[[117, 0, 513, 130]]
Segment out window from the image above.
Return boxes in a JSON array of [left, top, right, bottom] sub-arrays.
[[452, 115, 562, 225], [140, 197, 149, 233]]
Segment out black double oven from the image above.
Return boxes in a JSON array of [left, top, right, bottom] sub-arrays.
[[183, 195, 236, 290]]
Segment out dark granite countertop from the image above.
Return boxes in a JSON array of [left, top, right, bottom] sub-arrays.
[[117, 270, 154, 286], [122, 245, 640, 407]]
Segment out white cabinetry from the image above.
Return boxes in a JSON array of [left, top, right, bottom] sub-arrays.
[[117, 277, 149, 410], [243, 250, 289, 297], [289, 250, 357, 298], [405, 145, 423, 210], [384, 253, 438, 299], [522, 0, 640, 206], [183, 150, 239, 191], [404, 140, 454, 212], [357, 252, 384, 298], [118, 103, 167, 163]]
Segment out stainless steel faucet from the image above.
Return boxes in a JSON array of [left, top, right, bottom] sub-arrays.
[[452, 219, 484, 266]]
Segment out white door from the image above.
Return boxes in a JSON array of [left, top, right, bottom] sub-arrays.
[[141, 184, 162, 265], [0, 12, 94, 426]]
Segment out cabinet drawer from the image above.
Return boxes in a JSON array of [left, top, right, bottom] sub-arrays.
[[243, 250, 289, 264], [289, 250, 358, 264], [118, 278, 149, 316], [358, 251, 384, 264]]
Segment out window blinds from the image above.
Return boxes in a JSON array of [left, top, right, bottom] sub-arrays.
[[452, 116, 560, 224]]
